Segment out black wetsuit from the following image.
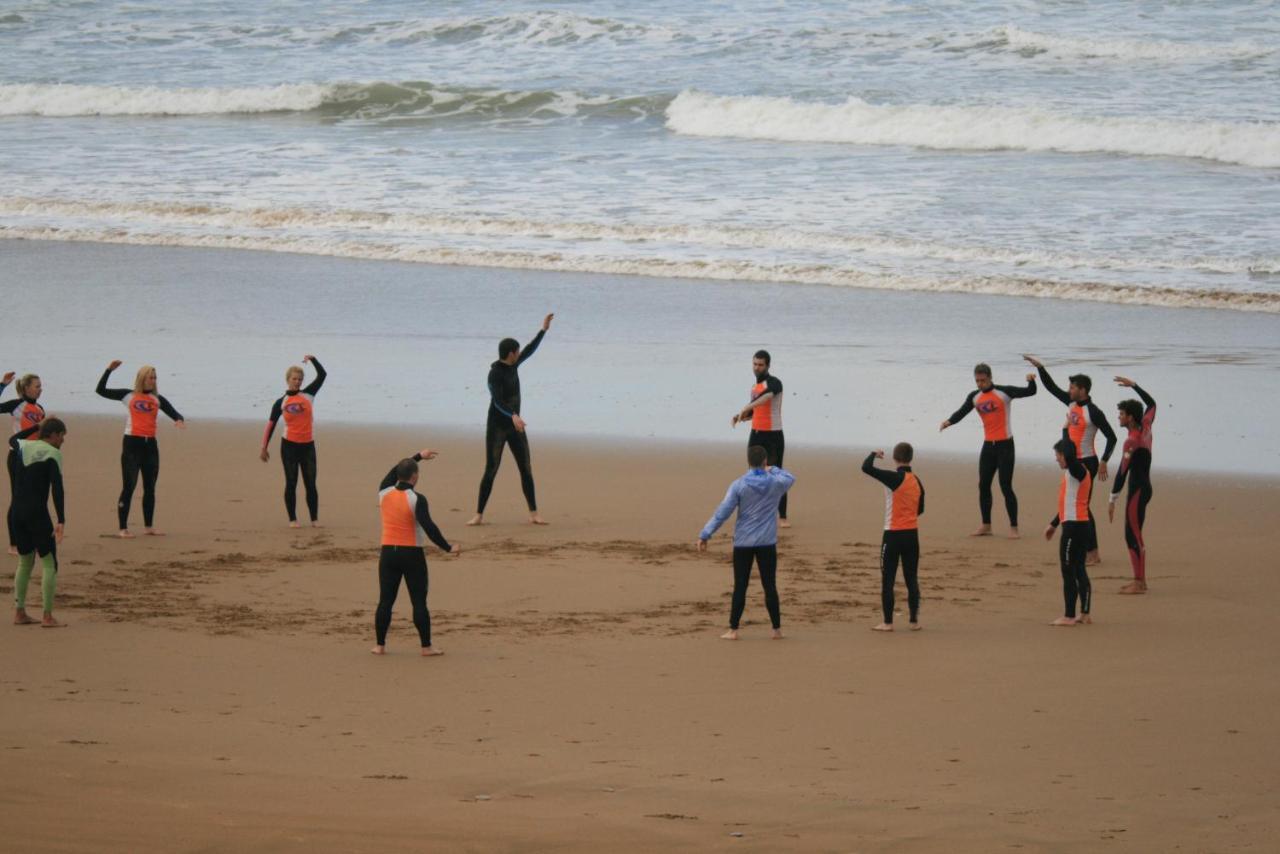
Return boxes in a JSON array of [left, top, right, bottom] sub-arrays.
[[377, 457, 452, 647], [862, 453, 926, 625], [1036, 367, 1117, 553], [1111, 385, 1157, 582], [263, 359, 326, 522], [95, 369, 184, 530], [946, 380, 1036, 527], [9, 426, 63, 559], [747, 373, 787, 520], [476, 329, 544, 514], [1, 389, 46, 547], [1050, 457, 1093, 620]]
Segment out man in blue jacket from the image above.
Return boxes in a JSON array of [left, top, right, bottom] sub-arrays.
[[697, 445, 796, 640]]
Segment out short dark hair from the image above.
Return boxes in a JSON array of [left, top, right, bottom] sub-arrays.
[[1068, 373, 1092, 393], [38, 417, 65, 439], [893, 442, 913, 463], [395, 458, 419, 482], [1117, 399, 1144, 423], [1053, 438, 1076, 460], [973, 362, 992, 377], [498, 338, 520, 360], [753, 349, 771, 367], [747, 445, 768, 467]]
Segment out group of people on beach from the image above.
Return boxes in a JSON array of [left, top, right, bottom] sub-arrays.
[[4, 313, 1158, 652]]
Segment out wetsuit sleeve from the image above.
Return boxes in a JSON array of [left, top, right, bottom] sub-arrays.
[[413, 494, 452, 552], [997, 379, 1037, 399], [700, 481, 740, 541], [488, 366, 516, 420], [1036, 366, 1071, 406], [0, 397, 18, 415], [157, 395, 184, 423], [861, 453, 904, 490], [1093, 403, 1117, 462], [49, 459, 65, 524], [516, 329, 546, 367], [918, 478, 925, 516], [303, 358, 327, 395], [9, 424, 38, 451], [1134, 384, 1156, 428], [95, 367, 129, 401], [747, 376, 783, 408], [262, 397, 283, 447], [947, 390, 977, 425], [378, 465, 399, 492], [1111, 455, 1130, 496]]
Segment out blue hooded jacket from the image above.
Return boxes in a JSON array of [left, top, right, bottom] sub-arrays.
[[699, 467, 796, 547]]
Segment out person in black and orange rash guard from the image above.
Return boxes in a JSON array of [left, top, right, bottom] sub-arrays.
[[1023, 355, 1116, 565], [95, 361, 186, 538], [260, 355, 327, 528], [1109, 377, 1157, 595], [940, 362, 1036, 539], [1, 372, 47, 555], [373, 451, 460, 657], [862, 443, 925, 633], [732, 349, 789, 526], [1045, 439, 1093, 627]]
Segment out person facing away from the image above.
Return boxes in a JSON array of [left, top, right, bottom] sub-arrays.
[[939, 362, 1035, 538], [11, 418, 67, 628], [697, 444, 796, 640], [862, 442, 925, 632], [469, 312, 554, 527], [1044, 438, 1093, 627]]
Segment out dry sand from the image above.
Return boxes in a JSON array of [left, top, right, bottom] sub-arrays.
[[2, 415, 1277, 852]]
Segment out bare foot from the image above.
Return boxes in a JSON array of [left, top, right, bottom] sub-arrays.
[[529, 514, 549, 525], [13, 610, 37, 625], [117, 529, 136, 539], [778, 518, 791, 529], [289, 521, 302, 529], [41, 615, 64, 628], [909, 622, 922, 631], [421, 646, 444, 657], [719, 629, 739, 640], [770, 628, 784, 640], [1007, 528, 1021, 540], [370, 645, 386, 655], [1086, 550, 1101, 565], [872, 623, 894, 632], [1119, 581, 1147, 594], [310, 521, 322, 528], [1050, 617, 1078, 627], [1078, 614, 1093, 624], [970, 525, 993, 537], [466, 514, 485, 526], [144, 528, 165, 537]]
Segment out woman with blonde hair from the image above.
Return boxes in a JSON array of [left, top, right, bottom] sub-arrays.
[[1, 371, 47, 554], [260, 355, 326, 527], [96, 360, 186, 537]]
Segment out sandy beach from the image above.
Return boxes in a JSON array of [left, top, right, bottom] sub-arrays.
[[3, 414, 1277, 852]]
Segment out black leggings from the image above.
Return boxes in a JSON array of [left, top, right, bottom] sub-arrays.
[[748, 429, 787, 518], [375, 546, 431, 647], [1059, 521, 1091, 618], [1081, 456, 1100, 552], [477, 417, 536, 514], [978, 439, 1017, 526], [6, 448, 17, 547], [118, 436, 159, 530], [880, 529, 921, 624], [730, 545, 780, 630], [280, 439, 319, 522]]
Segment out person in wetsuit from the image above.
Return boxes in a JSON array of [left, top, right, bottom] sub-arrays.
[[939, 362, 1035, 538], [10, 418, 67, 628], [862, 443, 926, 632], [697, 444, 796, 640], [373, 450, 460, 657], [1044, 438, 1093, 627], [1109, 377, 1157, 595], [469, 313, 553, 527], [95, 361, 186, 537], [732, 350, 789, 526], [1, 372, 46, 555], [1023, 355, 1116, 564], [260, 355, 327, 528]]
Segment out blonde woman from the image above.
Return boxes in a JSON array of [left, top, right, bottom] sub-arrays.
[[260, 355, 326, 527], [1, 372, 47, 554], [96, 361, 186, 537]]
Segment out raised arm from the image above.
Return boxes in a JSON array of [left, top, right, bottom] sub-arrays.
[[1035, 365, 1071, 405], [95, 362, 129, 401], [997, 375, 1038, 399], [302, 356, 327, 395], [516, 328, 547, 367], [861, 451, 904, 490]]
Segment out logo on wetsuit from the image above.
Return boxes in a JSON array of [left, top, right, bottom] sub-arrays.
[[976, 400, 1001, 414], [132, 399, 156, 414], [23, 410, 44, 427], [284, 402, 307, 415], [1067, 410, 1083, 426]]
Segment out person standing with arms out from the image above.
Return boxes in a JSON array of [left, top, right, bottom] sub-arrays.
[[731, 350, 789, 527], [1, 372, 46, 555], [374, 450, 460, 657], [1044, 439, 1092, 627], [469, 313, 553, 527], [697, 444, 795, 640], [862, 443, 926, 632], [1022, 355, 1116, 564], [1109, 377, 1157, 595], [95, 361, 186, 538], [260, 355, 327, 528], [939, 363, 1035, 538], [10, 418, 67, 628]]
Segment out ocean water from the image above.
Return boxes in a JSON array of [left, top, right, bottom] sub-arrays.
[[1, 1, 1279, 311]]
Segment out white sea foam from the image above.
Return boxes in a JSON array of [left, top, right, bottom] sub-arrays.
[[666, 91, 1280, 168], [993, 25, 1273, 62], [0, 82, 331, 116], [3, 225, 1275, 314]]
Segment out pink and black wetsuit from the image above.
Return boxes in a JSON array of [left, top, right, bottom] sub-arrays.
[[1110, 385, 1156, 583]]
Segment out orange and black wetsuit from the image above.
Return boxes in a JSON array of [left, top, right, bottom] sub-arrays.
[[476, 329, 544, 514], [1049, 456, 1093, 619], [262, 358, 326, 523], [376, 454, 453, 647], [1, 382, 46, 548], [95, 366, 184, 530], [1111, 385, 1156, 583], [747, 372, 787, 519], [946, 378, 1036, 526], [862, 453, 925, 626]]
